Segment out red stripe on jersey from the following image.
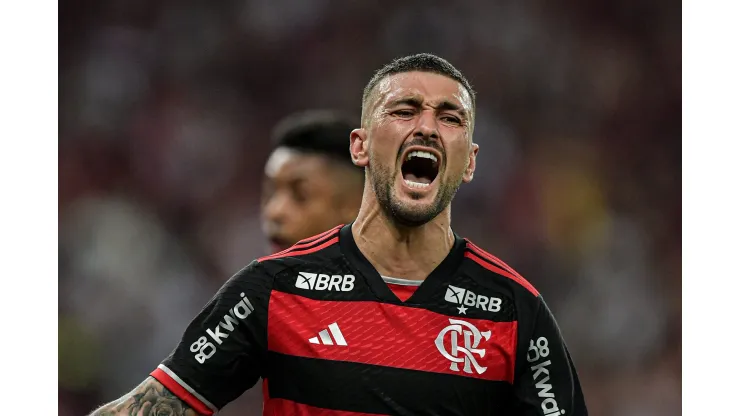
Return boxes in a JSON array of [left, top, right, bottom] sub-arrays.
[[385, 283, 418, 302], [150, 368, 214, 416], [264, 398, 384, 416], [267, 291, 517, 383], [464, 250, 539, 297], [259, 237, 339, 262], [259, 226, 341, 262], [262, 378, 270, 408], [464, 240, 520, 276], [294, 224, 344, 247]]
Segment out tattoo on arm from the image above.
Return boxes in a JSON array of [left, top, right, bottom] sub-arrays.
[[89, 377, 201, 416]]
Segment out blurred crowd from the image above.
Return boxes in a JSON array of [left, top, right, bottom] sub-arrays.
[[59, 1, 680, 415]]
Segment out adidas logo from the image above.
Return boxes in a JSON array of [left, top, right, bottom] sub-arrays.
[[308, 322, 347, 346]]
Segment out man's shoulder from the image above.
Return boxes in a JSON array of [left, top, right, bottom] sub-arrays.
[[460, 237, 539, 300], [256, 225, 344, 271]]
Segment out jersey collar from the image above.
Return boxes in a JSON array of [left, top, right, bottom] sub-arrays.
[[339, 223, 466, 304]]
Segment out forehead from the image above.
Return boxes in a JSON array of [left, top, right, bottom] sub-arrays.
[[374, 71, 473, 111], [264, 147, 333, 182]]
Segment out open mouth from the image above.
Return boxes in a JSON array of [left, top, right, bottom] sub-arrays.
[[401, 150, 440, 189]]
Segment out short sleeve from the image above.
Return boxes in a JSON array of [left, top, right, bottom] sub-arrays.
[[513, 296, 588, 416], [150, 261, 272, 415]]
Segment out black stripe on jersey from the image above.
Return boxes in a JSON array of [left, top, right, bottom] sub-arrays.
[[464, 241, 517, 274], [259, 228, 341, 263], [265, 351, 516, 415], [296, 224, 344, 246], [464, 248, 525, 283], [281, 228, 340, 253], [463, 248, 539, 297], [464, 247, 507, 271]]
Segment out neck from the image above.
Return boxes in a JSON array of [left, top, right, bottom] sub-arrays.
[[352, 186, 455, 281]]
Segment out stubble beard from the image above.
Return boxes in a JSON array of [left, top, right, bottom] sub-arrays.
[[367, 153, 463, 228]]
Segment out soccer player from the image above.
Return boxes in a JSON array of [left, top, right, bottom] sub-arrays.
[[90, 53, 588, 416], [261, 110, 363, 253]]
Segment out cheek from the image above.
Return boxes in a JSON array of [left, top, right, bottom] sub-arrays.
[[443, 141, 471, 174], [372, 121, 411, 152]]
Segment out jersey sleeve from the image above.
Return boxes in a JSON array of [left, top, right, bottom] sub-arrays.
[[512, 295, 588, 416], [150, 261, 272, 415]]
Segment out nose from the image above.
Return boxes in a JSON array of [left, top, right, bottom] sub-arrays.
[[262, 193, 289, 226], [413, 109, 440, 140]]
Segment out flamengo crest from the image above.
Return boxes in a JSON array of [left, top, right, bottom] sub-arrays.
[[435, 318, 491, 375]]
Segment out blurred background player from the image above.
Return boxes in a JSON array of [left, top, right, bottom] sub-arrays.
[[261, 110, 363, 253], [221, 110, 363, 414]]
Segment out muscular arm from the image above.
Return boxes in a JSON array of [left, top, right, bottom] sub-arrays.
[[91, 263, 271, 415], [89, 377, 201, 416]]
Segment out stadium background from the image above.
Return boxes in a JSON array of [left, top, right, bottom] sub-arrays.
[[58, 1, 680, 414]]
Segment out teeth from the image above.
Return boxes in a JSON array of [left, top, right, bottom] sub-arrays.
[[406, 150, 438, 163], [404, 179, 430, 189]]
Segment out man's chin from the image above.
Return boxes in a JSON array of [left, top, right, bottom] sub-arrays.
[[387, 200, 440, 227], [394, 185, 439, 207]]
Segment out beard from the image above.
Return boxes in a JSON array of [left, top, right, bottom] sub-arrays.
[[368, 152, 464, 227]]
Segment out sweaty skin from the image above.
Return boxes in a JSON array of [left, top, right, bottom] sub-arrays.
[[362, 74, 474, 130], [350, 71, 479, 282]]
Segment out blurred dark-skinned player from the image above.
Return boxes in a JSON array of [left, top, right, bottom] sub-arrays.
[[261, 110, 363, 252], [215, 111, 362, 415]]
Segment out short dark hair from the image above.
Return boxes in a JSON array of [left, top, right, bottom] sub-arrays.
[[271, 110, 357, 167], [361, 53, 475, 124]]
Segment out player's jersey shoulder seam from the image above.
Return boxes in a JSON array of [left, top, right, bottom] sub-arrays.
[[462, 239, 539, 297], [257, 225, 343, 263], [246, 259, 278, 292]]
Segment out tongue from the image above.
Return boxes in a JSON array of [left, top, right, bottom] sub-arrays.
[[403, 172, 432, 184]]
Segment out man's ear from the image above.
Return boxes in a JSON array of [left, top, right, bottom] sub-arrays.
[[462, 142, 479, 183], [350, 128, 369, 168]]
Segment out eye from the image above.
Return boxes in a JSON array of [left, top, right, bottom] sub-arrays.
[[393, 109, 415, 118], [291, 187, 308, 205], [440, 115, 462, 124]]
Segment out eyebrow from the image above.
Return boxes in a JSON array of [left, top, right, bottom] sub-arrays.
[[387, 96, 424, 109], [387, 96, 470, 121], [437, 100, 469, 121]]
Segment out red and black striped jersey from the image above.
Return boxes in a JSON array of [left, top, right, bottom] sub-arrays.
[[151, 224, 588, 415]]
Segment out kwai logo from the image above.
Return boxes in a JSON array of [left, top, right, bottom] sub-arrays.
[[527, 336, 565, 416], [435, 318, 491, 375], [444, 284, 502, 315], [190, 292, 254, 364], [296, 272, 355, 292]]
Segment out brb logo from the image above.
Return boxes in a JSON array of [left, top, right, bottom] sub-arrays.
[[296, 272, 355, 292], [435, 318, 491, 375], [445, 285, 502, 315]]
